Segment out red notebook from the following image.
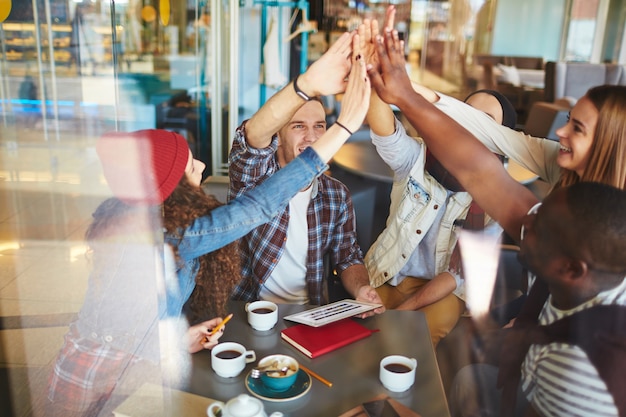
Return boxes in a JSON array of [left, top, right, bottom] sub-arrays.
[[280, 318, 376, 358]]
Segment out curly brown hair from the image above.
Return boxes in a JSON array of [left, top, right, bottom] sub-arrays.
[[86, 178, 241, 325], [163, 178, 242, 324]]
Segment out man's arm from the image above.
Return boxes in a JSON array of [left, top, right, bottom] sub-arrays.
[[395, 272, 457, 311], [340, 264, 385, 316], [245, 31, 354, 149], [368, 30, 537, 242], [366, 89, 396, 137]]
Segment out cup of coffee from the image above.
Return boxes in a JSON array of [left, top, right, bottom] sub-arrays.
[[245, 301, 278, 331], [211, 342, 256, 378], [379, 355, 417, 392]]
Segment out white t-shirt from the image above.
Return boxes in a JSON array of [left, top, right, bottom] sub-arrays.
[[259, 187, 312, 304], [390, 190, 451, 285]]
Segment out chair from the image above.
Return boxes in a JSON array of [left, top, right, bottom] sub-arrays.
[[524, 62, 626, 138], [544, 61, 626, 103], [523, 101, 569, 140], [327, 264, 351, 303]]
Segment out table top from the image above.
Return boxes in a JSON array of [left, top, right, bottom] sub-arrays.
[[185, 301, 451, 417], [332, 140, 539, 185]]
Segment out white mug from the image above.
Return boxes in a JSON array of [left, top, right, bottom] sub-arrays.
[[246, 301, 278, 331], [211, 342, 256, 378], [379, 355, 417, 392]]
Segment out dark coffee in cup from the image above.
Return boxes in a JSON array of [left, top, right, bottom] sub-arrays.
[[215, 350, 242, 359], [384, 363, 412, 373], [247, 301, 278, 330]]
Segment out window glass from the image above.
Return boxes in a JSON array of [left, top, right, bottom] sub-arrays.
[[564, 0, 600, 61]]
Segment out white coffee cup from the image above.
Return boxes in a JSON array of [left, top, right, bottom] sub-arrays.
[[379, 355, 417, 392], [211, 342, 256, 378], [245, 301, 278, 331]]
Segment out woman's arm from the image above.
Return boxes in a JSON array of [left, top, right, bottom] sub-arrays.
[[359, 16, 420, 178], [434, 94, 561, 185], [309, 38, 371, 162], [384, 73, 561, 185]]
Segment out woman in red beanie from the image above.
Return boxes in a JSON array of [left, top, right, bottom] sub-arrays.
[[47, 33, 370, 417]]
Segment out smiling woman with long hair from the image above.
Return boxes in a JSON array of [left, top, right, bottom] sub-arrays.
[[428, 84, 626, 192], [557, 85, 626, 189]]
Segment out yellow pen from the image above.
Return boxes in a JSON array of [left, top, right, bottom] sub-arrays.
[[201, 313, 233, 344], [209, 313, 233, 336]]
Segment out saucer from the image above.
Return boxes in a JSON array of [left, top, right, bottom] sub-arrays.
[[245, 369, 311, 402]]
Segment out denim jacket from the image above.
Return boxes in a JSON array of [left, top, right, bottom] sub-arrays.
[[164, 146, 329, 317], [74, 147, 328, 362]]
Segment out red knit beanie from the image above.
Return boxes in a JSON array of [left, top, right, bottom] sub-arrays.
[[97, 129, 189, 205]]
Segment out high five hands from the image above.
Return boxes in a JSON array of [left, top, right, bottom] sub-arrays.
[[353, 5, 415, 108], [358, 5, 396, 74], [366, 27, 414, 108]]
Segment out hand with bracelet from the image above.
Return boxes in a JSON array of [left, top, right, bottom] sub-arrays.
[[333, 35, 371, 137], [294, 31, 354, 99], [244, 30, 356, 149], [301, 32, 372, 163]]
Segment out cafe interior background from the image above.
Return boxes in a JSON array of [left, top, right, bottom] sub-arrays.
[[0, 0, 625, 415]]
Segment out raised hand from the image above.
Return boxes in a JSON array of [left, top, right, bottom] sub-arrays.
[[308, 33, 371, 163], [298, 31, 354, 97], [367, 29, 413, 107], [335, 33, 371, 134], [359, 5, 396, 72]]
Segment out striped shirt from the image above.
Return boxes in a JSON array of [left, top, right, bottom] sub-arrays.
[[228, 123, 363, 304], [521, 278, 626, 416]]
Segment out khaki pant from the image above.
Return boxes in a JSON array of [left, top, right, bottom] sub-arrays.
[[376, 277, 465, 346]]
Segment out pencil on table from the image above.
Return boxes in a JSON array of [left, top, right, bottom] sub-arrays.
[[300, 364, 333, 387]]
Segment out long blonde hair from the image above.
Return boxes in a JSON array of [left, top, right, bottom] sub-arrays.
[[558, 85, 626, 190]]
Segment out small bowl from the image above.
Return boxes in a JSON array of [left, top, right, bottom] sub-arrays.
[[258, 354, 299, 392]]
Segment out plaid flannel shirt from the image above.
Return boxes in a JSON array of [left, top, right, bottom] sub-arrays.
[[228, 123, 363, 304]]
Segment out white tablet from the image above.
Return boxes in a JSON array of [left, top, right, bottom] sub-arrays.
[[283, 299, 382, 327]]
